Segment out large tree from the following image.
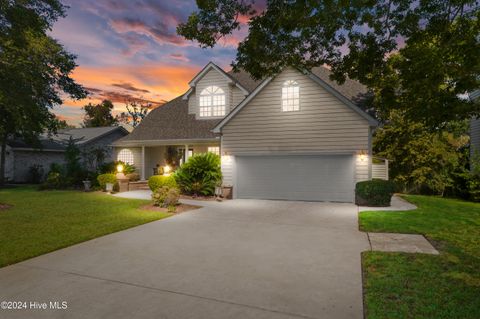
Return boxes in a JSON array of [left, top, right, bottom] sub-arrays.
[[374, 111, 470, 195], [82, 100, 118, 128], [0, 0, 87, 185], [178, 0, 480, 126]]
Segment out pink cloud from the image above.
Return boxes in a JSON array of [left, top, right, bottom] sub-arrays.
[[110, 17, 187, 46], [169, 53, 189, 62]]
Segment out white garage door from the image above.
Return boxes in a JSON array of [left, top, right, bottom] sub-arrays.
[[236, 155, 355, 202]]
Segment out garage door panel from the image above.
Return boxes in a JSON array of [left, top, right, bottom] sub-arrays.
[[236, 155, 354, 202]]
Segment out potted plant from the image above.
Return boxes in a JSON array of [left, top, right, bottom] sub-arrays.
[[97, 173, 117, 193], [105, 182, 114, 193]]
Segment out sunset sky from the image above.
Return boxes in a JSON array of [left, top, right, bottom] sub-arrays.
[[51, 0, 252, 125]]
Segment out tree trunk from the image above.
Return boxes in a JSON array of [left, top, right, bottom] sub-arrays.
[[0, 134, 6, 187]]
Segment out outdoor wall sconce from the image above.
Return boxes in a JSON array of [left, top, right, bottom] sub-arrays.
[[163, 165, 171, 176], [359, 150, 367, 162]]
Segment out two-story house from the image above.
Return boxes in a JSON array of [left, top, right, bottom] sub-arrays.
[[113, 62, 378, 202]]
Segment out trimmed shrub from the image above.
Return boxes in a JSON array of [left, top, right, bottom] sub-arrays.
[[148, 175, 177, 191], [355, 179, 395, 206], [97, 173, 117, 191], [152, 186, 180, 209], [40, 171, 65, 190], [126, 172, 140, 182], [174, 153, 222, 196]]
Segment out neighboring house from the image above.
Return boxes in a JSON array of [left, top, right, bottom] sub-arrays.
[[114, 62, 378, 202], [6, 126, 128, 183], [470, 89, 480, 166]]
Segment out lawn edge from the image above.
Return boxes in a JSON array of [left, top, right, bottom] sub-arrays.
[[0, 210, 174, 269]]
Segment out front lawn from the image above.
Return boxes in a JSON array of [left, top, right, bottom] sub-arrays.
[[360, 195, 480, 319], [0, 187, 171, 268]]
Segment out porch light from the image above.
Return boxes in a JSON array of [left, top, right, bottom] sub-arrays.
[[359, 150, 367, 162], [163, 165, 172, 176], [117, 164, 124, 173]]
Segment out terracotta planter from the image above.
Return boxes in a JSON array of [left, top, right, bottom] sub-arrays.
[[222, 186, 233, 199]]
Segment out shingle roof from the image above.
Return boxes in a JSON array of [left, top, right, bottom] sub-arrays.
[[310, 67, 368, 102], [228, 67, 368, 102], [227, 69, 261, 92], [9, 126, 127, 151], [115, 96, 220, 144], [117, 64, 369, 144]]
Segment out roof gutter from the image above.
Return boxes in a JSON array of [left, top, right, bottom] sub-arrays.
[[113, 137, 220, 147]]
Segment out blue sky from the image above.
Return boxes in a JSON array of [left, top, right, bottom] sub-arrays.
[[51, 0, 248, 125]]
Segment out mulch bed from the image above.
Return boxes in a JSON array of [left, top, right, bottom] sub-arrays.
[[180, 195, 219, 201], [0, 203, 12, 211], [140, 203, 201, 214]]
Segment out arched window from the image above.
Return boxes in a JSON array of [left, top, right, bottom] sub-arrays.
[[199, 86, 226, 117], [282, 80, 300, 112], [117, 149, 134, 165]]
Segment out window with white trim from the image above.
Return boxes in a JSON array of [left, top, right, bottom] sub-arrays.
[[282, 80, 300, 112], [199, 86, 226, 117], [117, 149, 134, 165], [207, 146, 220, 155]]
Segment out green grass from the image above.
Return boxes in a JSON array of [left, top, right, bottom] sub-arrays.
[[0, 186, 171, 268], [360, 195, 480, 319]]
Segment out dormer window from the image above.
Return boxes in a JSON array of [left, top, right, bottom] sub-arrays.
[[282, 80, 299, 112], [199, 86, 226, 117]]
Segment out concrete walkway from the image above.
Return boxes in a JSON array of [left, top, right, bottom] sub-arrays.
[[358, 195, 417, 212], [367, 233, 439, 254], [0, 199, 369, 319]]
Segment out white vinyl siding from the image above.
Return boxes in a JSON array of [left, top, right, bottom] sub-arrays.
[[355, 155, 370, 182], [231, 86, 247, 108], [188, 94, 196, 114], [221, 67, 371, 154], [372, 163, 388, 180], [221, 155, 234, 186]]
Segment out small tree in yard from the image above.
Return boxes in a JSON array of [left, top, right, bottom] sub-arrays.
[[174, 153, 222, 196], [82, 100, 118, 128], [64, 137, 84, 185], [118, 101, 150, 128]]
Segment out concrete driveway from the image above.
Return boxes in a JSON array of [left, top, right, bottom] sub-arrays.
[[0, 199, 369, 319]]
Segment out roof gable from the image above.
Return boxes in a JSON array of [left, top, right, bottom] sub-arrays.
[[182, 62, 249, 100], [213, 67, 377, 133]]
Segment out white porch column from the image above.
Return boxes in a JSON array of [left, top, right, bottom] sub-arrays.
[[184, 144, 189, 162], [141, 146, 145, 180]]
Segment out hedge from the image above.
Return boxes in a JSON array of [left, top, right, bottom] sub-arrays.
[[148, 175, 177, 192], [355, 179, 395, 206]]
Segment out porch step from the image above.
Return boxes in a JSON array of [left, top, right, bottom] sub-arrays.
[[128, 181, 150, 191]]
